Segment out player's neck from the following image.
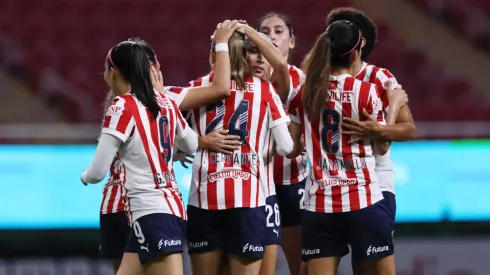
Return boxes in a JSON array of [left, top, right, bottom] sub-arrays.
[[330, 67, 352, 76], [352, 59, 364, 76], [113, 83, 131, 96]]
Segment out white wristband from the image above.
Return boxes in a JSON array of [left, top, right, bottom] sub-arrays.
[[215, 43, 229, 52]]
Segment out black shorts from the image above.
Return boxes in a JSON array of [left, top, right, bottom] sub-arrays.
[[275, 180, 306, 227], [264, 195, 281, 245], [125, 213, 186, 265], [186, 206, 266, 259], [301, 201, 394, 262], [99, 212, 130, 260]]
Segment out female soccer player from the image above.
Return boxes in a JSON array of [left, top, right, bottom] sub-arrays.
[[287, 20, 398, 275], [326, 7, 415, 275], [97, 22, 242, 275], [185, 29, 293, 275], [257, 12, 307, 275], [241, 24, 290, 275], [81, 40, 198, 275]]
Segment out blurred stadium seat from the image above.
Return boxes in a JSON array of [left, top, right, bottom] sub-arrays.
[[0, 0, 488, 125]]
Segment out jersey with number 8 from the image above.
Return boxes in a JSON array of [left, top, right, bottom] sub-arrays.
[[102, 92, 189, 223], [288, 74, 385, 213], [187, 74, 290, 210]]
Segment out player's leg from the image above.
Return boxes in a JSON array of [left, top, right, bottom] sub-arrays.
[[187, 206, 224, 275], [259, 195, 281, 275], [351, 191, 396, 275], [99, 212, 132, 275], [276, 181, 305, 275], [301, 210, 346, 275], [224, 207, 266, 275], [118, 213, 186, 275], [346, 201, 396, 275]]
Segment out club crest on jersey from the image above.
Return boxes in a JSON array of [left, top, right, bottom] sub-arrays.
[[107, 105, 123, 116], [156, 96, 172, 108], [271, 92, 282, 106], [372, 98, 382, 113], [208, 169, 251, 182], [382, 78, 399, 90]]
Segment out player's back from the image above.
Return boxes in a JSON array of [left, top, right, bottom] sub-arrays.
[[102, 92, 186, 222], [188, 74, 289, 210], [289, 74, 385, 213]]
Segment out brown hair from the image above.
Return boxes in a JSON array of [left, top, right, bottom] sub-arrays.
[[228, 32, 250, 90], [301, 32, 331, 120], [257, 11, 294, 38]]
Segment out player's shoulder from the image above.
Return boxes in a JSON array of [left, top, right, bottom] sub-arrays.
[[364, 62, 397, 86], [163, 86, 186, 94], [288, 64, 305, 77], [188, 73, 214, 87], [156, 92, 177, 108]]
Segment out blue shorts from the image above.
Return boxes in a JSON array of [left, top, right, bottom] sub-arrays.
[[264, 195, 281, 245], [125, 213, 186, 265], [99, 212, 130, 260], [275, 180, 306, 227], [301, 200, 394, 262], [186, 205, 266, 259], [382, 191, 396, 227]]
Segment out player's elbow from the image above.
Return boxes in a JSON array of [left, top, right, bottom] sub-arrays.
[[406, 122, 417, 140], [275, 136, 294, 156], [211, 82, 231, 98], [373, 139, 390, 156]]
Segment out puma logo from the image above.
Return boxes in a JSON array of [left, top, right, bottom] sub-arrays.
[[273, 229, 279, 237], [140, 243, 149, 252]]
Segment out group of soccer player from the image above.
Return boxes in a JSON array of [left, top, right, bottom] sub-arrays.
[[80, 6, 416, 275]]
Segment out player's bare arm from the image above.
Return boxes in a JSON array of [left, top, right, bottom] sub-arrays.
[[179, 20, 240, 111]]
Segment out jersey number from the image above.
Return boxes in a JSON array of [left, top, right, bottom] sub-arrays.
[[321, 109, 341, 154], [205, 100, 250, 144], [266, 203, 280, 227], [158, 116, 172, 163]]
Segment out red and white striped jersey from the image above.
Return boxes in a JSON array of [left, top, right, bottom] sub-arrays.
[[99, 86, 190, 215], [187, 74, 290, 210], [288, 74, 385, 213], [100, 154, 126, 214], [271, 65, 309, 188], [101, 92, 189, 223], [355, 62, 399, 194]]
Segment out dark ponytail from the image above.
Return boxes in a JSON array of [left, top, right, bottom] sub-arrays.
[[107, 41, 160, 119], [301, 32, 331, 120], [301, 20, 362, 120]]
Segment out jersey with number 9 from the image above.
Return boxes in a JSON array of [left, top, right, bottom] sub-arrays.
[[186, 74, 290, 210], [102, 92, 190, 223], [288, 74, 385, 214]]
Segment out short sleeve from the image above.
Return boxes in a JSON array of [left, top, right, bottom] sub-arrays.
[[287, 66, 306, 104], [287, 89, 302, 124], [101, 97, 135, 142], [365, 84, 386, 126], [163, 86, 190, 107], [267, 83, 290, 128], [373, 69, 400, 109]]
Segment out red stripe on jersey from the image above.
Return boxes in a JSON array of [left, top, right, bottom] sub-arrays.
[[311, 115, 325, 213], [341, 77, 360, 212], [223, 92, 237, 208], [124, 97, 161, 188], [289, 66, 301, 91], [241, 91, 254, 206], [205, 101, 219, 210], [358, 82, 375, 205]]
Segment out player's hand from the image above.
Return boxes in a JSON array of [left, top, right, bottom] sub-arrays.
[[150, 66, 164, 93], [174, 150, 194, 169], [386, 82, 408, 107], [201, 130, 241, 155], [212, 20, 239, 44], [341, 109, 381, 144]]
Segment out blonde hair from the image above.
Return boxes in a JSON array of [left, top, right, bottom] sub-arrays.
[[228, 32, 250, 90]]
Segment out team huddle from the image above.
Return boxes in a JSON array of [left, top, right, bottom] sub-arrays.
[[81, 7, 416, 275]]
